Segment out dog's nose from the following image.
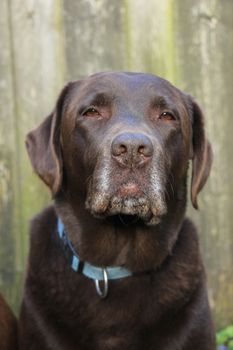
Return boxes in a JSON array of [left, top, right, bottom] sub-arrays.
[[111, 133, 153, 167]]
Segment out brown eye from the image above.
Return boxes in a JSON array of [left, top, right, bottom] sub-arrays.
[[82, 107, 100, 117], [159, 111, 176, 121]]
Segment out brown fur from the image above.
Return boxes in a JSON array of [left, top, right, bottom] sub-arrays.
[[20, 72, 215, 349], [0, 294, 17, 350]]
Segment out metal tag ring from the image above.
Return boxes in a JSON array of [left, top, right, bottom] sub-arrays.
[[95, 268, 108, 298]]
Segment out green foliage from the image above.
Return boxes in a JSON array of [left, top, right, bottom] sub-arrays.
[[216, 325, 233, 349]]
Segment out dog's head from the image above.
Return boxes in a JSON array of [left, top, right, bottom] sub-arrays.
[[26, 72, 212, 225]]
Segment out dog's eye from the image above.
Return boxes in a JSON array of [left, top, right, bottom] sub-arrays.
[[159, 111, 176, 121], [82, 107, 100, 117]]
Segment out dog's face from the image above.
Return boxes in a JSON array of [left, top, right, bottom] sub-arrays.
[[26, 72, 212, 225]]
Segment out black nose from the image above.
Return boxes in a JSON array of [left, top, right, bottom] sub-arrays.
[[111, 132, 153, 168]]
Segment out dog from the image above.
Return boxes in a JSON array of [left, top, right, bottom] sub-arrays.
[[19, 72, 215, 349], [0, 293, 17, 350]]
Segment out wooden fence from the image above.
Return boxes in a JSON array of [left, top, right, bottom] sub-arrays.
[[0, 0, 232, 329]]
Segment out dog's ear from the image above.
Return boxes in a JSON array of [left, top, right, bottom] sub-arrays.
[[189, 97, 213, 209], [26, 83, 73, 196]]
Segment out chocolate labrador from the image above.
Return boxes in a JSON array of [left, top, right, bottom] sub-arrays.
[[19, 72, 215, 349]]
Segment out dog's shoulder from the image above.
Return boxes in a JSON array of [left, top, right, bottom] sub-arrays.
[[30, 204, 57, 234], [28, 205, 57, 265], [156, 218, 205, 308], [169, 217, 205, 287], [179, 217, 200, 247], [175, 217, 202, 267]]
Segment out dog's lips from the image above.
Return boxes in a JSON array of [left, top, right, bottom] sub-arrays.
[[87, 192, 163, 225], [110, 182, 148, 214], [86, 180, 166, 225], [117, 182, 142, 196], [106, 191, 155, 223]]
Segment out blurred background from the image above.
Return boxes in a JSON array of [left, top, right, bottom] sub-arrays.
[[0, 0, 232, 330]]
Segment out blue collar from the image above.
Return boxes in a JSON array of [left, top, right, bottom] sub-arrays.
[[57, 218, 133, 297]]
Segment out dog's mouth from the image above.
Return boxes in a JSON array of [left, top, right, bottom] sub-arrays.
[[106, 214, 143, 227], [86, 185, 164, 226], [98, 201, 162, 226], [86, 174, 167, 226]]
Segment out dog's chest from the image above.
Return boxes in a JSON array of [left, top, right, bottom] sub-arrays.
[[44, 272, 161, 348]]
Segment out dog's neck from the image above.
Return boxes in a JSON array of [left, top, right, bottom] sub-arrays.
[[54, 187, 186, 272]]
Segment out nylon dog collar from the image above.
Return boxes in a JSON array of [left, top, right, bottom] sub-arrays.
[[57, 218, 132, 298]]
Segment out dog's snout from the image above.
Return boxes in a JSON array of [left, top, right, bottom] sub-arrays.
[[111, 132, 153, 167]]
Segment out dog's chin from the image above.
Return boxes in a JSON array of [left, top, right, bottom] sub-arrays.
[[86, 194, 163, 226]]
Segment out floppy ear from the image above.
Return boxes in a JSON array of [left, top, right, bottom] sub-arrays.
[[26, 83, 73, 196], [190, 98, 213, 209]]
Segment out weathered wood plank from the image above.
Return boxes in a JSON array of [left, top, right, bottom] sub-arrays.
[[174, 0, 233, 328], [9, 0, 67, 262], [63, 0, 127, 79], [0, 0, 23, 312], [0, 0, 67, 312], [123, 0, 178, 81]]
